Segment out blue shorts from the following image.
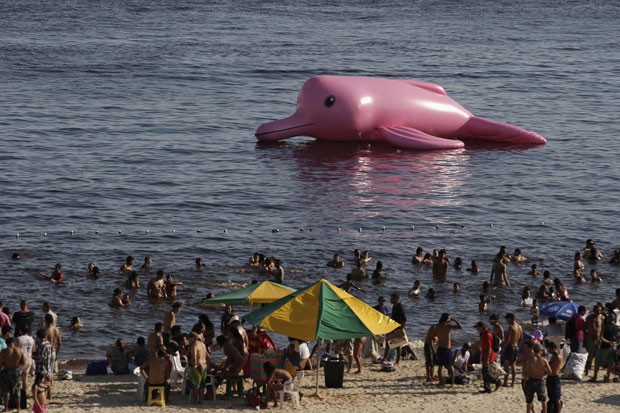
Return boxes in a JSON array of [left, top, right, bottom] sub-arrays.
[[436, 347, 452, 368], [504, 345, 519, 363]]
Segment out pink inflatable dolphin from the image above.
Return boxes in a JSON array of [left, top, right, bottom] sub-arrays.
[[255, 76, 546, 150]]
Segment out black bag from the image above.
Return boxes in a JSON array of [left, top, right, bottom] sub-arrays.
[[8, 389, 28, 410], [565, 315, 577, 339]]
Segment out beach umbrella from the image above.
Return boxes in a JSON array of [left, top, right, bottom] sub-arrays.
[[539, 301, 579, 321], [243, 278, 400, 394], [200, 280, 295, 308]]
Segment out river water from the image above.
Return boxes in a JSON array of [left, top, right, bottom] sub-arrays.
[[1, 0, 619, 359]]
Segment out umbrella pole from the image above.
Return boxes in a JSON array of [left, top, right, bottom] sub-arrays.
[[310, 338, 323, 398]]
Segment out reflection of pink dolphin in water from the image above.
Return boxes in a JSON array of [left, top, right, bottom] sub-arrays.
[[255, 76, 547, 150]]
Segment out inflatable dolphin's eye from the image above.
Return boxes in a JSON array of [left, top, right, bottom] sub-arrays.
[[324, 95, 336, 108]]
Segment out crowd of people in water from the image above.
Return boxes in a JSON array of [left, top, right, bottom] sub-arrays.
[[2, 238, 620, 411]]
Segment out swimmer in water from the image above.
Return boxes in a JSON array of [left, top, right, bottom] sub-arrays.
[[41, 263, 64, 283], [110, 288, 126, 308], [120, 256, 135, 274], [426, 288, 436, 300], [196, 257, 206, 269], [453, 282, 461, 294], [122, 293, 132, 306], [141, 256, 153, 270], [165, 273, 183, 299], [511, 248, 528, 263], [453, 257, 462, 271], [327, 253, 345, 268], [70, 316, 82, 331], [409, 280, 421, 297], [467, 260, 480, 274], [478, 294, 495, 312], [412, 247, 425, 265], [529, 263, 541, 276]]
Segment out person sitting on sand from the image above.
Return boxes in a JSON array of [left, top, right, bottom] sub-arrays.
[[120, 256, 134, 274], [529, 263, 541, 276], [263, 361, 294, 409], [140, 348, 172, 403], [109, 288, 126, 308], [327, 253, 345, 268], [452, 342, 471, 384], [106, 338, 130, 375], [408, 280, 421, 297], [467, 259, 480, 274]]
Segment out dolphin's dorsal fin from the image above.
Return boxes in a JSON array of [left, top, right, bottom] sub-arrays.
[[396, 80, 447, 96], [377, 126, 464, 150]]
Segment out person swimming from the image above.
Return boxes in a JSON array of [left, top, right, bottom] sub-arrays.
[[409, 280, 421, 297]]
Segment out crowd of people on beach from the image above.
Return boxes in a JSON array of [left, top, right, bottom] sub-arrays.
[[2, 237, 620, 412]]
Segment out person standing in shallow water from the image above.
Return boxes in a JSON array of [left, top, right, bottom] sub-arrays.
[[432, 249, 448, 279]]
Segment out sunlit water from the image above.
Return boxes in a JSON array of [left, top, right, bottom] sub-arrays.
[[1, 0, 619, 358]]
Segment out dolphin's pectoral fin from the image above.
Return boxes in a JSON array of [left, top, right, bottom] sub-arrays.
[[454, 116, 547, 145], [377, 126, 465, 150], [396, 80, 447, 96]]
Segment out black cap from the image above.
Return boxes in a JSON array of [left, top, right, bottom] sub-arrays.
[[505, 313, 515, 320], [474, 321, 485, 328]]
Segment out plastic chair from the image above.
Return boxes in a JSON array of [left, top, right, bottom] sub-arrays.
[[168, 351, 185, 388], [277, 371, 304, 409], [146, 385, 166, 407], [133, 367, 146, 401]]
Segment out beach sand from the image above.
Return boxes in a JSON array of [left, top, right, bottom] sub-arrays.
[[44, 359, 620, 413]]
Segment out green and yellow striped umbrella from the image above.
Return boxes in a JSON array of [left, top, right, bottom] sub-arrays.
[[243, 278, 399, 341]]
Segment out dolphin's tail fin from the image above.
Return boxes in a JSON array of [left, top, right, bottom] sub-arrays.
[[454, 116, 546, 145]]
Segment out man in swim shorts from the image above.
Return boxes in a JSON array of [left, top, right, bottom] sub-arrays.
[[522, 343, 551, 413], [0, 337, 26, 413], [423, 323, 438, 381], [502, 313, 523, 387], [546, 341, 562, 413], [434, 313, 462, 385]]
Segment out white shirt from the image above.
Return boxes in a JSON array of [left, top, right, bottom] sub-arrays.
[[299, 342, 310, 360], [17, 335, 35, 363]]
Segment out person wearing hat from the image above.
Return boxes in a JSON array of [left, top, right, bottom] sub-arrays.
[[227, 315, 249, 358], [474, 321, 502, 393], [502, 313, 523, 388], [521, 341, 551, 413], [163, 302, 182, 334]]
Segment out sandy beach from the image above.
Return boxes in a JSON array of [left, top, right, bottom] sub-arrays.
[[42, 358, 620, 413]]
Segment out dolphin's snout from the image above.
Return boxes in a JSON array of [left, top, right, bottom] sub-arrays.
[[255, 112, 313, 142]]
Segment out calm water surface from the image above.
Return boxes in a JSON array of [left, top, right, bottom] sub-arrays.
[[1, 0, 619, 358]]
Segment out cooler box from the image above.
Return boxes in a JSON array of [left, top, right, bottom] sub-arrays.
[[324, 358, 346, 388]]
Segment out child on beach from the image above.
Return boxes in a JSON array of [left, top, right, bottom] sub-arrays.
[[32, 373, 48, 413]]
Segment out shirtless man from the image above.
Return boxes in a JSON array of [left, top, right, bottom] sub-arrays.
[[120, 255, 135, 274], [502, 313, 523, 387], [423, 323, 438, 381], [434, 313, 462, 385], [140, 349, 172, 403], [338, 273, 366, 294], [350, 260, 368, 279], [147, 270, 167, 299], [0, 337, 26, 413], [583, 304, 603, 376], [327, 253, 345, 268], [432, 249, 448, 279], [215, 335, 245, 383], [163, 302, 182, 334], [522, 343, 551, 413], [109, 288, 126, 308], [147, 323, 164, 355], [43, 314, 61, 374], [546, 342, 563, 413], [187, 332, 208, 403]]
